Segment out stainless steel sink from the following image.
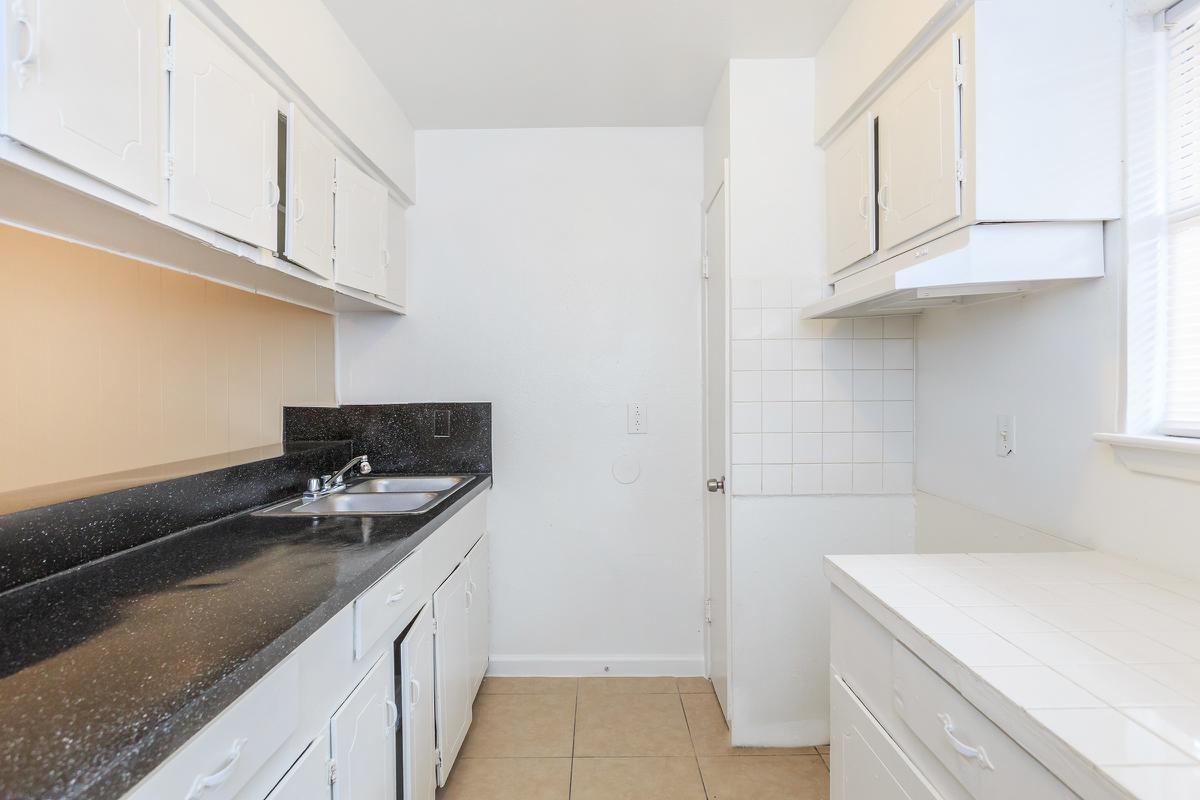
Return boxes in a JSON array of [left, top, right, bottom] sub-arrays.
[[346, 476, 468, 493], [253, 475, 471, 517]]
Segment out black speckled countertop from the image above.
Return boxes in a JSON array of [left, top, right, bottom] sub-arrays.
[[0, 470, 492, 800]]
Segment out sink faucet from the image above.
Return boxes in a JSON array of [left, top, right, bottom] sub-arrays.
[[306, 455, 372, 499]]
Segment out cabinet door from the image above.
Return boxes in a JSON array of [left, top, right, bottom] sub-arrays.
[[876, 28, 962, 251], [399, 605, 436, 800], [433, 564, 472, 786], [2, 0, 161, 201], [265, 735, 331, 800], [826, 112, 876, 274], [466, 533, 490, 692], [379, 197, 408, 308], [330, 651, 396, 800], [168, 3, 278, 249], [285, 105, 336, 278], [831, 676, 941, 800], [334, 156, 389, 296]]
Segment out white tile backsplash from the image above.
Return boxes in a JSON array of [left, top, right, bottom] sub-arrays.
[[727, 277, 916, 495]]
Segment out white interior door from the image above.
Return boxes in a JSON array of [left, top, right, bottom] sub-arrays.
[[466, 533, 490, 691], [168, 3, 278, 249], [826, 112, 876, 275], [400, 606, 437, 800], [703, 174, 731, 720], [3, 0, 161, 201], [285, 104, 336, 278], [330, 652, 396, 800], [433, 564, 471, 786], [876, 29, 962, 251], [265, 735, 332, 800], [333, 156, 389, 295]]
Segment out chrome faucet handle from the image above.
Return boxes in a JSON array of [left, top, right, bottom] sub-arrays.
[[306, 478, 321, 493], [359, 457, 372, 475]]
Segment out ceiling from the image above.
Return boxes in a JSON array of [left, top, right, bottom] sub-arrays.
[[322, 0, 851, 129]]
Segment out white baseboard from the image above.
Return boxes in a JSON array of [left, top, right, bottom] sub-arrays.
[[487, 654, 706, 677], [731, 717, 830, 749]]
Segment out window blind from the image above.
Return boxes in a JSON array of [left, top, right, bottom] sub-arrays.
[[1164, 4, 1200, 435]]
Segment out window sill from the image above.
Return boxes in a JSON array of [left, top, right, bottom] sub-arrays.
[[1094, 433, 1200, 483]]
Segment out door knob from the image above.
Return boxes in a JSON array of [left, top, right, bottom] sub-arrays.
[[706, 477, 725, 493]]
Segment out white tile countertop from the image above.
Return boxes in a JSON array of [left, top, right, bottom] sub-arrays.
[[825, 551, 1200, 800]]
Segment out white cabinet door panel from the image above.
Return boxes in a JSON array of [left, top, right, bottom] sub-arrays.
[[3, 0, 161, 201], [400, 605, 437, 800], [433, 564, 471, 786], [466, 533, 489, 692], [877, 29, 961, 251], [826, 112, 876, 275], [330, 651, 396, 800], [831, 675, 942, 800], [334, 156, 388, 296], [265, 735, 331, 800], [285, 105, 335, 278], [169, 4, 278, 249]]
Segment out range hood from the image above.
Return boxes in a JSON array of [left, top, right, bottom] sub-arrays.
[[801, 222, 1105, 319]]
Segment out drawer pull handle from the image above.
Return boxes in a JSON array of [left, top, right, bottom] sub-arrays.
[[410, 677, 421, 708], [187, 737, 247, 798], [385, 698, 399, 731], [938, 713, 995, 770], [385, 587, 407, 605]]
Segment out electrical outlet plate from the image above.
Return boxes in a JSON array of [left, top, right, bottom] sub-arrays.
[[627, 403, 647, 434], [996, 414, 1015, 457]]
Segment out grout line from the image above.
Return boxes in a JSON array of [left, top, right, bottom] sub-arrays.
[[568, 685, 579, 800], [678, 691, 714, 800]]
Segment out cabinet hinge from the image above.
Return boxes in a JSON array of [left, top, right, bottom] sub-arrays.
[[953, 63, 964, 87], [327, 759, 338, 785], [330, 244, 337, 262], [331, 178, 338, 194], [163, 45, 176, 73], [955, 158, 965, 183], [701, 255, 710, 280], [435, 748, 444, 768], [704, 599, 713, 624], [163, 153, 175, 180], [431, 617, 439, 635]]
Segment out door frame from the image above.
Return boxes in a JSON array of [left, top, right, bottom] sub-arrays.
[[701, 159, 732, 721]]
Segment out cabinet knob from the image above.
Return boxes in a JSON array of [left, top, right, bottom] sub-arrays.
[[706, 477, 725, 493]]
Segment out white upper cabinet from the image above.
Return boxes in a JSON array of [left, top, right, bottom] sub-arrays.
[[2, 0, 161, 201], [333, 156, 389, 296], [285, 105, 336, 279], [167, 3, 279, 250], [433, 563, 472, 787], [399, 605, 437, 800], [876, 25, 962, 252], [825, 112, 877, 275], [330, 651, 396, 800]]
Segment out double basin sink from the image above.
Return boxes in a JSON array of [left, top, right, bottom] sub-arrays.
[[255, 475, 470, 517]]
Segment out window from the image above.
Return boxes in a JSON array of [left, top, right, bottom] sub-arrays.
[[1165, 1, 1200, 435]]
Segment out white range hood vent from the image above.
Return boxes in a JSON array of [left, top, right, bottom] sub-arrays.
[[802, 222, 1105, 319]]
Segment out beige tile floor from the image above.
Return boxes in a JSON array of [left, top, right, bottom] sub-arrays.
[[437, 677, 830, 800]]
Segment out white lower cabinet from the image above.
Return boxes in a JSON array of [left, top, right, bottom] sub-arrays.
[[330, 651, 396, 800], [466, 533, 490, 691], [265, 735, 330, 800], [399, 606, 437, 800], [831, 675, 942, 800], [433, 563, 473, 786]]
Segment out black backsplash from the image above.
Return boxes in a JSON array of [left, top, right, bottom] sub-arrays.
[[0, 441, 351, 594], [284, 403, 492, 474]]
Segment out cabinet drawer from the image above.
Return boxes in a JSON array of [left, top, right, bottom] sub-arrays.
[[128, 658, 300, 800], [892, 643, 1079, 800], [832, 673, 944, 800], [354, 549, 424, 659]]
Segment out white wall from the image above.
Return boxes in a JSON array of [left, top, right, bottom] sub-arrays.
[[717, 59, 917, 746], [916, 275, 1200, 581], [338, 127, 706, 675]]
